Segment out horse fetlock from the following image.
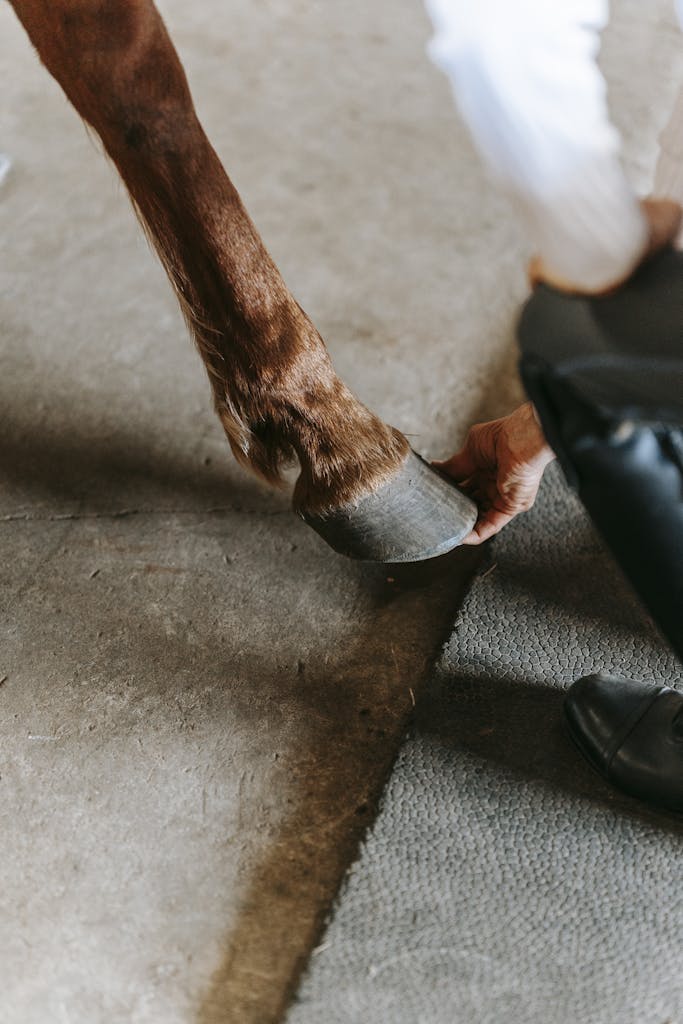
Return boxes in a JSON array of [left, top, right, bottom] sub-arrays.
[[286, 391, 410, 514], [213, 364, 409, 512]]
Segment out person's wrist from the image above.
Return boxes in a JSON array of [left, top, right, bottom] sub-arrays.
[[528, 197, 682, 296], [515, 402, 555, 464]]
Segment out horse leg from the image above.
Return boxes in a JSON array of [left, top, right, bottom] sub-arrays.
[[9, 0, 476, 558]]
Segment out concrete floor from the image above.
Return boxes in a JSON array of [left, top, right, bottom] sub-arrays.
[[2, 1, 679, 1022], [1, 2, 523, 1022], [288, 466, 683, 1024]]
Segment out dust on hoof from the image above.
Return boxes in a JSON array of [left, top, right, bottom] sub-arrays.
[[300, 449, 477, 563]]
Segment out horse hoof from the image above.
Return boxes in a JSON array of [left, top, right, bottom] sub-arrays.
[[300, 449, 478, 562]]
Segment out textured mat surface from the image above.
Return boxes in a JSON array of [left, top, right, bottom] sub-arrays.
[[288, 463, 683, 1024]]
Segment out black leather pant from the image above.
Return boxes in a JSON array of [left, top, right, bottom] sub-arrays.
[[518, 248, 683, 662]]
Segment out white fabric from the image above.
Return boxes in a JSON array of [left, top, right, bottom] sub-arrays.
[[655, 82, 683, 214], [425, 0, 683, 291]]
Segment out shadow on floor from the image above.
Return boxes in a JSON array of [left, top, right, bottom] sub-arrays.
[[0, 405, 485, 1024], [0, 399, 280, 515], [417, 672, 683, 838], [194, 549, 482, 1024]]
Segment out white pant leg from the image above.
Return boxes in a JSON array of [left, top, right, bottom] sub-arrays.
[[655, 83, 683, 208], [424, 0, 650, 290]]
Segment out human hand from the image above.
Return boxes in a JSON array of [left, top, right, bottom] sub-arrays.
[[529, 197, 682, 295], [435, 402, 555, 545]]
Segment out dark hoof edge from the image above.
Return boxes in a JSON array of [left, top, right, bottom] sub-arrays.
[[300, 449, 478, 563]]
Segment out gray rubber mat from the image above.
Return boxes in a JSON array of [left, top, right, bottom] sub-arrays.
[[287, 463, 683, 1024]]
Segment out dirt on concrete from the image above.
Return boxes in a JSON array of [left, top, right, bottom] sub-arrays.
[[0, 1, 529, 1020]]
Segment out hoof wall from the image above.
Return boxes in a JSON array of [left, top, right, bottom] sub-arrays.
[[301, 449, 478, 563]]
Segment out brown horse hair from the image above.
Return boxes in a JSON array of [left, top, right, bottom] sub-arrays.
[[10, 0, 410, 513]]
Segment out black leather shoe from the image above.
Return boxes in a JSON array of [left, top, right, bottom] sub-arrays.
[[565, 673, 683, 812]]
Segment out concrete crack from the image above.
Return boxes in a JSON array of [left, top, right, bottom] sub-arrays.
[[0, 504, 288, 523]]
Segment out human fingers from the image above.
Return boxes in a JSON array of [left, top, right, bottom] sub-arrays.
[[433, 447, 479, 483], [461, 506, 516, 545], [435, 422, 499, 483]]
